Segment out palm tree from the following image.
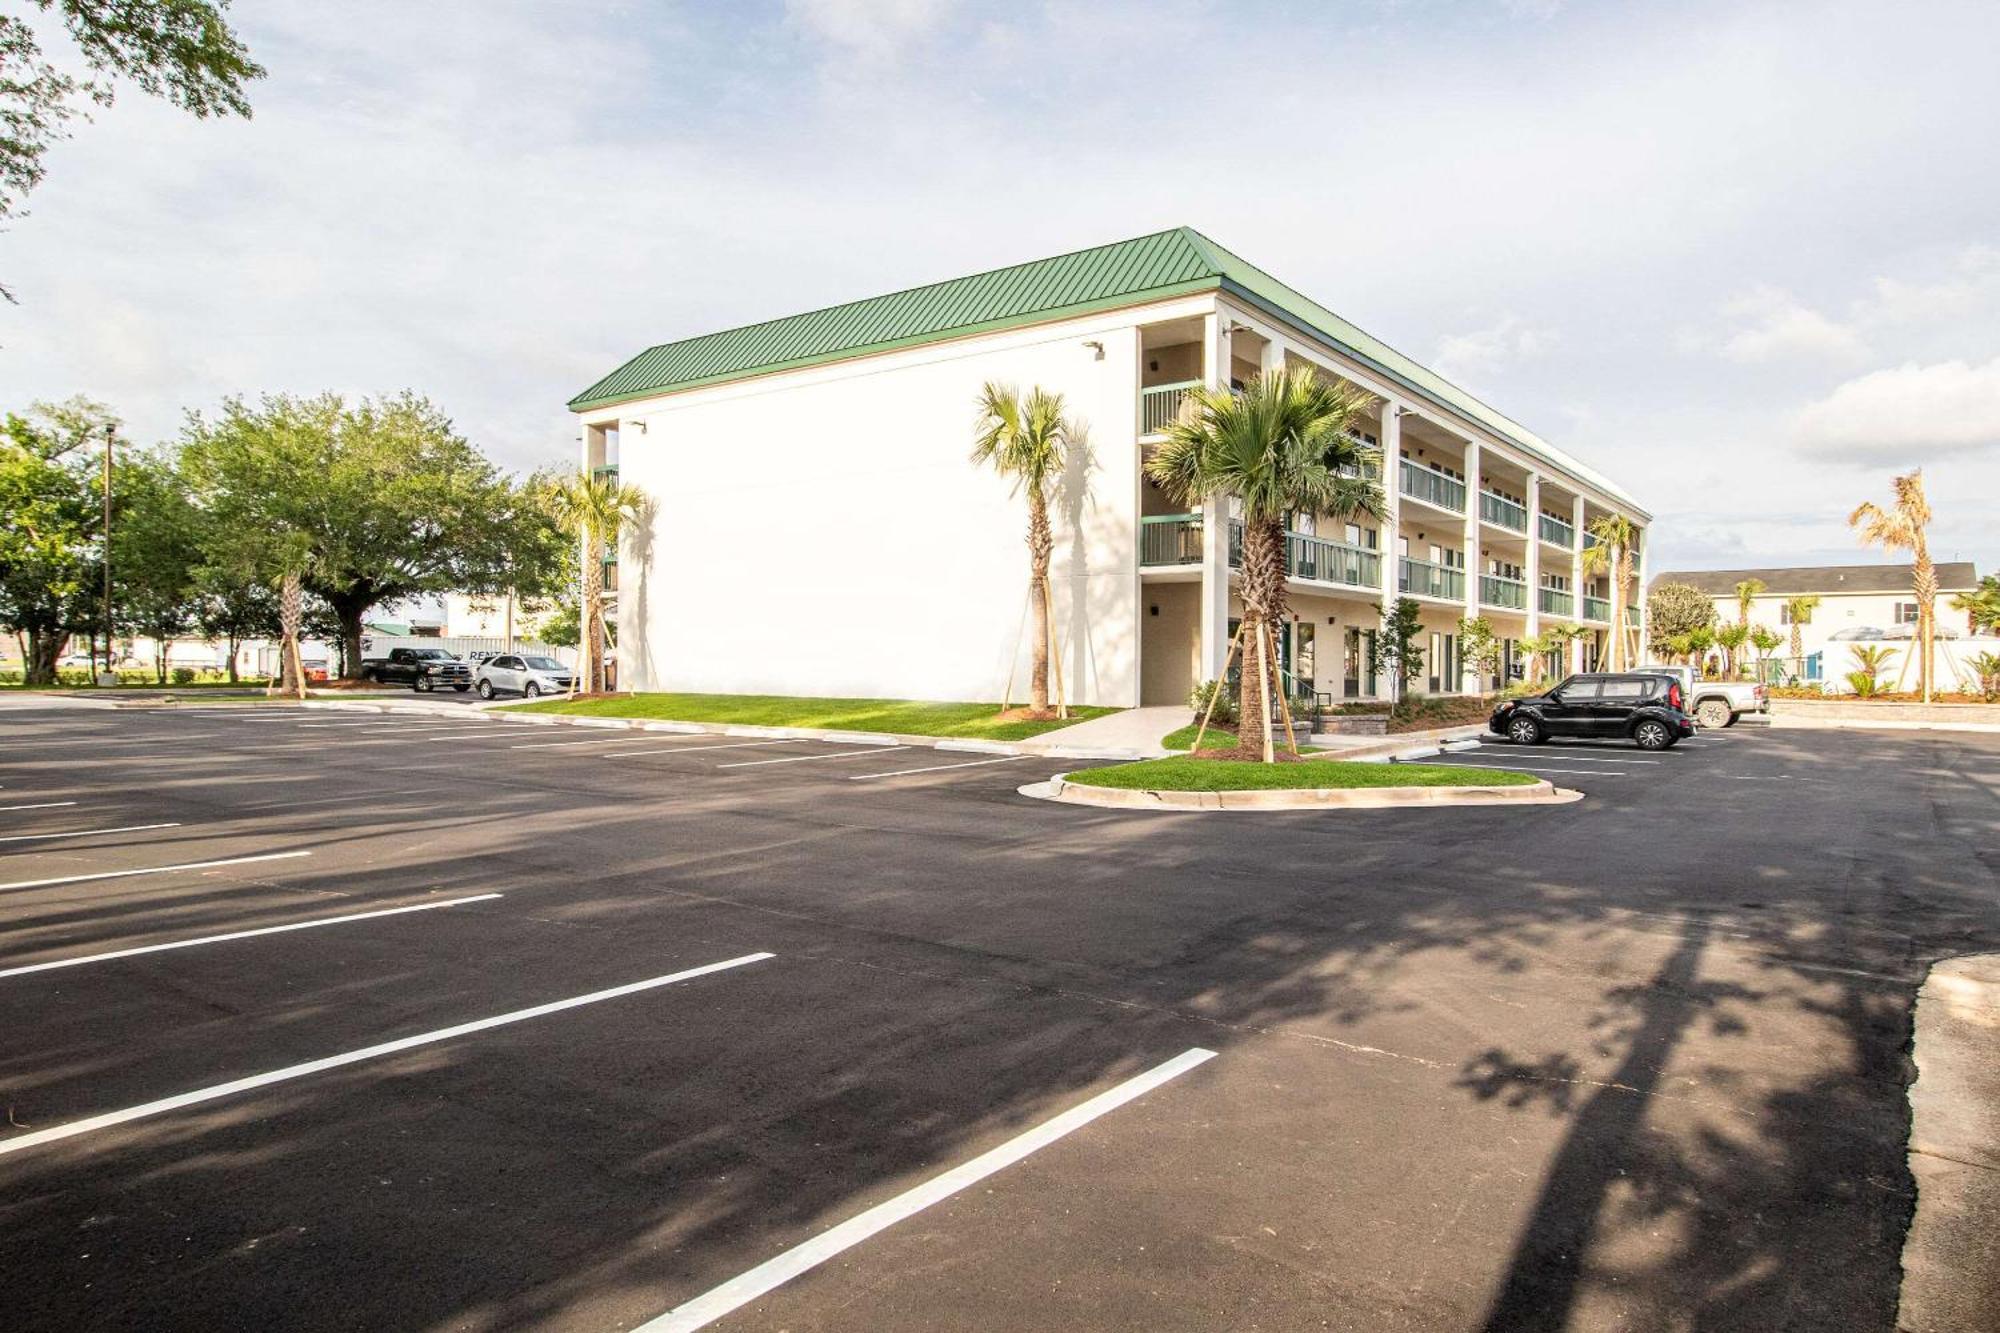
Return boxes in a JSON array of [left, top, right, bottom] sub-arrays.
[[263, 531, 314, 700], [1578, 515, 1639, 670], [1147, 364, 1382, 760], [1715, 622, 1750, 678], [972, 384, 1073, 716], [1785, 594, 1820, 667], [1950, 574, 2000, 636], [1516, 632, 1554, 685], [1733, 577, 1765, 627], [1850, 470, 1937, 701], [550, 470, 647, 695], [1748, 624, 1783, 682]]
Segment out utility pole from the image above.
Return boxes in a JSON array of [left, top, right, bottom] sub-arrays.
[[100, 423, 115, 682]]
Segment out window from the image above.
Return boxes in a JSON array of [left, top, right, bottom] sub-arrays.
[[1894, 602, 1920, 624], [1555, 679, 1601, 702], [1598, 678, 1647, 701]]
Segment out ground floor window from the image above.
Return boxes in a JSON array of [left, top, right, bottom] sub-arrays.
[[1429, 631, 1458, 693], [1343, 626, 1377, 697]]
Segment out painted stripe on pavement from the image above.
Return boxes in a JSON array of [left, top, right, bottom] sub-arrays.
[[847, 755, 1030, 780], [716, 746, 904, 769], [0, 850, 311, 895], [0, 893, 503, 979], [0, 801, 79, 812], [0, 952, 774, 1158], [0, 822, 181, 845], [635, 1047, 1217, 1332]]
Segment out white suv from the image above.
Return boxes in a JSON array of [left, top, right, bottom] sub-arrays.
[[474, 653, 576, 699]]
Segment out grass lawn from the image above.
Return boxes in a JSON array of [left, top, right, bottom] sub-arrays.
[[511, 692, 1118, 742], [1160, 723, 1323, 754], [1063, 757, 1538, 791]]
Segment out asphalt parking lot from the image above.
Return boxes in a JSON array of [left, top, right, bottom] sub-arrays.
[[1, 701, 1996, 1331]]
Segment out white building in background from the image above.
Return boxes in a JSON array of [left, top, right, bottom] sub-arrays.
[[443, 592, 553, 644], [570, 228, 1652, 707], [1650, 561, 1988, 688]]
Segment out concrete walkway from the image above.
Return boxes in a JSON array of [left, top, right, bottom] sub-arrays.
[[1013, 704, 1185, 758]]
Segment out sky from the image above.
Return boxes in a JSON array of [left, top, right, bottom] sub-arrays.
[[4, 0, 1999, 580]]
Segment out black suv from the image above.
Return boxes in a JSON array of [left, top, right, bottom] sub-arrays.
[[1489, 673, 1696, 750]]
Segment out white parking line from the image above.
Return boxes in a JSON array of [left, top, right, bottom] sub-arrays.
[[847, 755, 1029, 781], [0, 952, 774, 1158], [1428, 760, 1626, 777], [507, 733, 671, 750], [636, 1047, 1216, 1333], [0, 822, 181, 845], [0, 801, 79, 812], [0, 850, 311, 895], [715, 745, 904, 769], [0, 893, 503, 979], [1471, 751, 1661, 765], [560, 740, 799, 757]]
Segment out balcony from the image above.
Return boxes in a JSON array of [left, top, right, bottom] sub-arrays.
[[1400, 460, 1466, 513], [1480, 574, 1527, 611], [1538, 586, 1573, 616], [1140, 380, 1200, 436], [591, 462, 619, 482], [1139, 513, 1203, 566], [1139, 513, 1381, 591], [1538, 513, 1575, 548], [1583, 595, 1611, 622], [1478, 490, 1528, 532], [1401, 556, 1465, 602]]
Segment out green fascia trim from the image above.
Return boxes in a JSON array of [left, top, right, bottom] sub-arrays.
[[568, 276, 1222, 412]]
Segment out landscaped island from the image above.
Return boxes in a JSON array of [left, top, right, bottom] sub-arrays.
[[510, 692, 1116, 742], [1063, 758, 1537, 792]]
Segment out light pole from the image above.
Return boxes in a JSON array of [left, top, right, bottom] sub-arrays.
[[100, 424, 115, 683]]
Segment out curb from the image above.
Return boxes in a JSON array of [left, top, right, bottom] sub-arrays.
[[285, 701, 1139, 760], [1022, 772, 1581, 812], [1898, 953, 2000, 1333]]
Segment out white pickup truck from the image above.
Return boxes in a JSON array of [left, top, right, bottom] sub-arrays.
[[1636, 665, 1768, 728]]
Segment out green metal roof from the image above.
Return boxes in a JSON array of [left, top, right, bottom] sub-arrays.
[[572, 226, 1643, 513]]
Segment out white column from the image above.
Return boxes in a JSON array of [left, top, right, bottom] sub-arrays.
[[1571, 494, 1588, 671], [1197, 311, 1232, 680], [1460, 441, 1481, 692], [1524, 472, 1542, 638], [1634, 521, 1650, 666], [1376, 400, 1402, 696]]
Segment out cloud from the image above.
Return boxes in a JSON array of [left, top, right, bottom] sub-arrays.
[[1792, 357, 2000, 463], [1698, 286, 1869, 365], [1860, 245, 2000, 326], [783, 0, 953, 61], [1431, 317, 1556, 384]]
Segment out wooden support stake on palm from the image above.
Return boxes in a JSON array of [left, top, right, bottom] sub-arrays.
[[1043, 579, 1069, 720], [1191, 618, 1249, 753], [1266, 621, 1299, 755]]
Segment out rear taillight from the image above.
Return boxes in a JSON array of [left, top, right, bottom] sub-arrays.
[[1668, 683, 1683, 710]]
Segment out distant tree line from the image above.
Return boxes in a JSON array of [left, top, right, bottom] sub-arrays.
[[1, 392, 575, 686]]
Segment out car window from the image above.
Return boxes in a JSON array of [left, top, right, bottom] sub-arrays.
[[1598, 678, 1647, 701], [1556, 680, 1601, 702], [523, 656, 563, 671], [487, 656, 512, 670]]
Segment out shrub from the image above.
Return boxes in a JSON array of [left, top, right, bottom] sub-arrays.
[[1971, 651, 2000, 702], [1188, 678, 1240, 726], [1846, 670, 1880, 698], [171, 667, 197, 685]]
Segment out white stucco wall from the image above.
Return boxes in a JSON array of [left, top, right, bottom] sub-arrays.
[[590, 304, 1201, 707]]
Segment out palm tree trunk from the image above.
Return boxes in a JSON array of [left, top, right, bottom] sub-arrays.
[[274, 571, 303, 699], [1913, 547, 1937, 702], [1027, 493, 1052, 713], [581, 542, 605, 694], [1235, 515, 1287, 761]]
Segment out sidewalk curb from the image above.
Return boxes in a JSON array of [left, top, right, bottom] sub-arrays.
[[291, 701, 1139, 761], [1898, 953, 2000, 1333], [1021, 773, 1581, 812]]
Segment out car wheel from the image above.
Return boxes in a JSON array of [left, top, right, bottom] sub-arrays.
[[1507, 715, 1543, 745], [1722, 713, 1741, 728], [477, 680, 494, 699], [1695, 699, 1730, 728], [414, 675, 433, 693], [1634, 719, 1672, 750], [524, 682, 541, 699]]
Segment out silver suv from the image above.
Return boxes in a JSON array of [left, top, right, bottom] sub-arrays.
[[473, 653, 575, 699]]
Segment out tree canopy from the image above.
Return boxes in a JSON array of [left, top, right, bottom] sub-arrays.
[[0, 397, 113, 681], [1646, 581, 1718, 657]]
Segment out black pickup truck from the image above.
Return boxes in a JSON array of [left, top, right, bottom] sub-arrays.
[[358, 647, 474, 692]]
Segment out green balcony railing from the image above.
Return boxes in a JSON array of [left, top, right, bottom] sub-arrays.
[[1288, 531, 1381, 589], [1401, 556, 1465, 601], [1538, 586, 1574, 616], [1481, 574, 1527, 610], [1140, 380, 1201, 435], [1583, 595, 1611, 622], [1478, 490, 1528, 532], [1139, 513, 1204, 566], [1400, 460, 1466, 513], [1627, 605, 1641, 626], [591, 463, 619, 482], [1538, 513, 1575, 547]]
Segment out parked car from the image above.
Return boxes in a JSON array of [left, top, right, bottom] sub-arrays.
[[1489, 672, 1696, 750], [473, 653, 575, 699], [1632, 664, 1766, 728], [358, 647, 473, 692]]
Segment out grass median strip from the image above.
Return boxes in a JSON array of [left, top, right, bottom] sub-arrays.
[[506, 692, 1117, 742], [1063, 758, 1539, 792]]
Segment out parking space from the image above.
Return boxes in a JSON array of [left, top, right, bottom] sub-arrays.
[[2, 704, 1997, 1330]]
